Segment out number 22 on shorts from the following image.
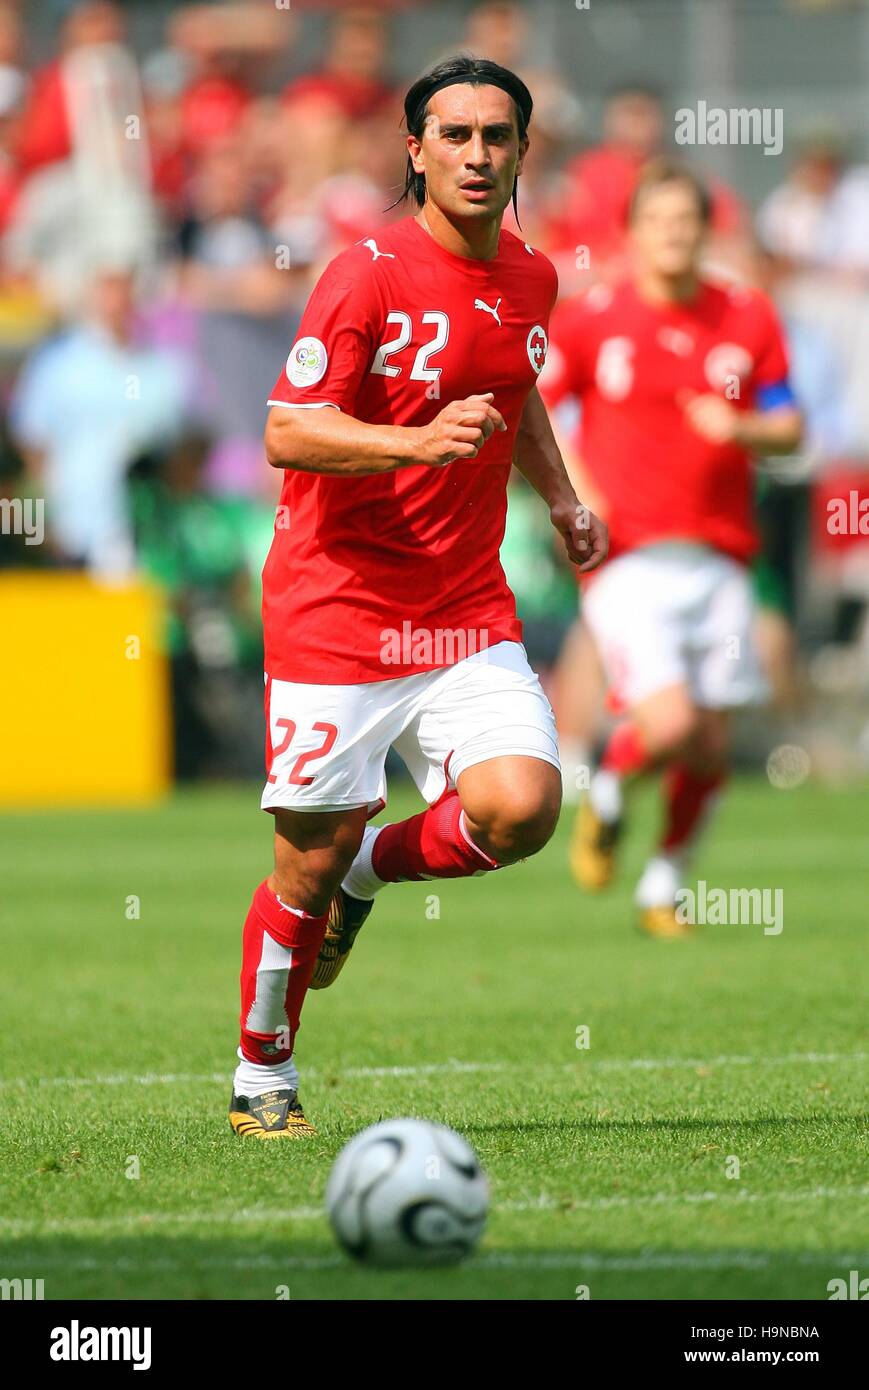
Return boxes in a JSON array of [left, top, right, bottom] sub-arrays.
[[266, 719, 339, 786]]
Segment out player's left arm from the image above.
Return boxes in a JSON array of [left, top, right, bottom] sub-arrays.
[[513, 385, 608, 574], [680, 293, 803, 454]]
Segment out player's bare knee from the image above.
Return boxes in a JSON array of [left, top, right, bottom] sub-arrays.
[[271, 851, 348, 916], [475, 789, 560, 864], [504, 812, 558, 862], [646, 707, 701, 761], [272, 810, 364, 914]]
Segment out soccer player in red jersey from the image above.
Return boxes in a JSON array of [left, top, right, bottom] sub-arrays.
[[540, 162, 802, 939], [228, 56, 607, 1138]]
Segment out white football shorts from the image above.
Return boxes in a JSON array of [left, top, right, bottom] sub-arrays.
[[261, 640, 560, 815], [582, 541, 769, 710]]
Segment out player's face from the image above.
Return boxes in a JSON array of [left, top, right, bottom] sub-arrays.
[[408, 83, 527, 223], [630, 182, 707, 279]]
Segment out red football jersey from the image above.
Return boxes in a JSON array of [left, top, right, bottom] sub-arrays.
[[541, 278, 790, 565], [264, 217, 558, 683]]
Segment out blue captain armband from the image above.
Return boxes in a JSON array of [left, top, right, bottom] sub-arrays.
[[755, 379, 796, 411]]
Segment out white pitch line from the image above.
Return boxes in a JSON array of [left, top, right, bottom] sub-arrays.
[[478, 1251, 773, 1271], [0, 1052, 864, 1091], [2, 1186, 865, 1239], [26, 1254, 346, 1273], [6, 1250, 868, 1276], [0, 1207, 324, 1236], [501, 1185, 869, 1214], [0, 1061, 508, 1090], [587, 1051, 868, 1072], [474, 1249, 869, 1272]]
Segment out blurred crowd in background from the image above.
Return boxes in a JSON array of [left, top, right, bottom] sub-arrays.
[[1, 0, 868, 780]]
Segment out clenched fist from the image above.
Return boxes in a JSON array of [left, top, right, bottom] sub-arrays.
[[414, 393, 508, 467], [678, 390, 744, 445]]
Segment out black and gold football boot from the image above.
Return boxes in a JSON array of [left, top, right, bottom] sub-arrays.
[[308, 888, 374, 990], [228, 1087, 317, 1139]]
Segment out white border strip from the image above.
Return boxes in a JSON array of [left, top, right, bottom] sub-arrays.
[[1, 1186, 864, 1238], [8, 1250, 869, 1275], [0, 1052, 863, 1091]]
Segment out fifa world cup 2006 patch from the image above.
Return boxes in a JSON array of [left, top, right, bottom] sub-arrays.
[[286, 336, 328, 388]]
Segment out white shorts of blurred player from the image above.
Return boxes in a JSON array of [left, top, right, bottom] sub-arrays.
[[582, 542, 769, 711], [261, 640, 560, 815]]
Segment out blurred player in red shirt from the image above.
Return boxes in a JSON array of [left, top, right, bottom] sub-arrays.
[[545, 84, 747, 286], [281, 4, 395, 121], [541, 162, 801, 939], [228, 56, 607, 1138]]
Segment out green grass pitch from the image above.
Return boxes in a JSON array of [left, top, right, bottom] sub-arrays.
[[0, 777, 866, 1301]]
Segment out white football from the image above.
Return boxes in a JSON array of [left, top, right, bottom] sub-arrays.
[[325, 1118, 489, 1267]]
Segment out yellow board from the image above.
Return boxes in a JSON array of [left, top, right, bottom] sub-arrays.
[[0, 573, 170, 807]]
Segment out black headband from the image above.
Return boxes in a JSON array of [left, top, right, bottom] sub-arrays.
[[409, 73, 530, 129]]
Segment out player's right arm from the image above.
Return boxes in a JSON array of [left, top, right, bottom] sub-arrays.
[[265, 392, 506, 476], [264, 248, 504, 475]]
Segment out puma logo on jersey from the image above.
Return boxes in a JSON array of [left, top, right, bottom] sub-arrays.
[[474, 296, 502, 327], [359, 238, 395, 262]]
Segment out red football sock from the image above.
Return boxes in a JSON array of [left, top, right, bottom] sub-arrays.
[[600, 720, 649, 777], [238, 880, 329, 1066], [371, 789, 499, 882], [660, 765, 727, 854]]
